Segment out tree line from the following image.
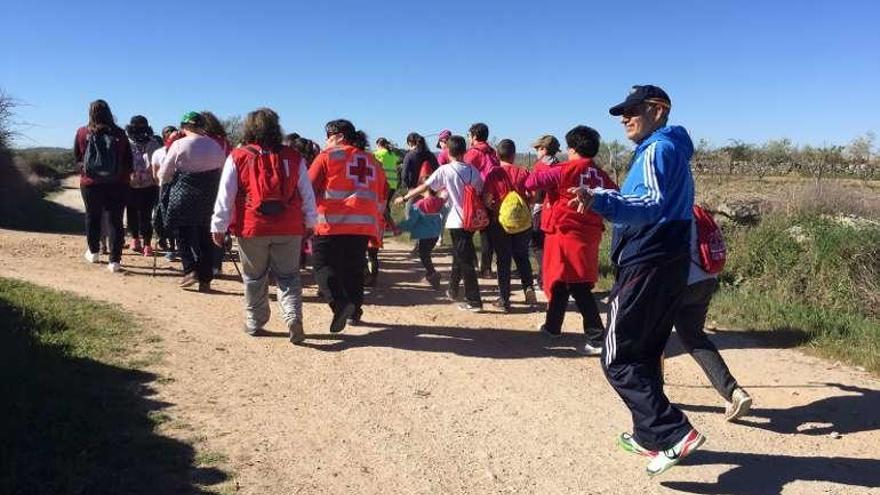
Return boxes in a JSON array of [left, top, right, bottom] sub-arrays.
[[592, 133, 879, 183]]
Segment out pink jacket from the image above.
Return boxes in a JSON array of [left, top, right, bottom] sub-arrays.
[[463, 142, 500, 179]]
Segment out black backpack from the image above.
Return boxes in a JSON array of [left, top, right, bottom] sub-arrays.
[[83, 131, 119, 182]]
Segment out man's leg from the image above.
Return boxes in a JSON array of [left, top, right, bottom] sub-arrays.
[[236, 236, 272, 332], [602, 260, 693, 451], [673, 278, 738, 401], [570, 282, 604, 347], [268, 235, 304, 325]]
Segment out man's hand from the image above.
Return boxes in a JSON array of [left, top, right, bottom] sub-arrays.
[[212, 232, 225, 247], [567, 186, 595, 214], [393, 196, 406, 206]]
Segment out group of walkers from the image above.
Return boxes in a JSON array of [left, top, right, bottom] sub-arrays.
[[73, 84, 752, 477]]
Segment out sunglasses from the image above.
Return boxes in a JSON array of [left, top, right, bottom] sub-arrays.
[[621, 104, 647, 118], [326, 131, 341, 138]]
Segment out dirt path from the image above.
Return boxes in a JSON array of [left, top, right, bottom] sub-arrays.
[[2, 181, 879, 494]]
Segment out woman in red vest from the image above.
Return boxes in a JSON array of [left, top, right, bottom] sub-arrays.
[[308, 119, 387, 333], [525, 125, 618, 356], [211, 108, 317, 344]]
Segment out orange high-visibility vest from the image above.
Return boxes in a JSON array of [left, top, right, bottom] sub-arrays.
[[309, 145, 386, 237]]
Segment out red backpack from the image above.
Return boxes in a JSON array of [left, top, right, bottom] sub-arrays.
[[453, 167, 489, 232], [693, 205, 727, 274], [238, 145, 297, 217]]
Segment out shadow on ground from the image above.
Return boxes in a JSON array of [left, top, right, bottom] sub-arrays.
[[0, 297, 227, 494], [0, 184, 84, 235], [664, 448, 880, 494], [664, 327, 810, 359], [300, 321, 588, 359], [679, 382, 880, 437]]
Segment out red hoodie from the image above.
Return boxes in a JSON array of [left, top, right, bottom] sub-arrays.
[[462, 142, 500, 179]]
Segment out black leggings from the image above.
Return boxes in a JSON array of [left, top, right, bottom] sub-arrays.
[[417, 237, 438, 276], [545, 282, 604, 347], [81, 184, 126, 263], [127, 186, 158, 244]]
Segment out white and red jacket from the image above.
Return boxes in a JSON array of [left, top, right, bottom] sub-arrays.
[[211, 144, 317, 237]]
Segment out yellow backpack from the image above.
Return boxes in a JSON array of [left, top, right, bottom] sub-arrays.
[[499, 189, 532, 234]]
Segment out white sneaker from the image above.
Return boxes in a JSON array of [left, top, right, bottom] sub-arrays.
[[84, 250, 99, 263], [108, 262, 122, 273], [577, 342, 602, 356], [646, 428, 706, 477], [725, 388, 753, 422]]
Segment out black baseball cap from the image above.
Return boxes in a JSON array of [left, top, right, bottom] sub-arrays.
[[609, 85, 671, 116]]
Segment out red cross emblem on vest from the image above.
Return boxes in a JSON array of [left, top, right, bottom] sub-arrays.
[[579, 168, 604, 189], [347, 155, 375, 187]]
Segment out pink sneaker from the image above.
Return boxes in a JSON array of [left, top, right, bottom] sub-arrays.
[[143, 245, 154, 257], [130, 239, 143, 253]]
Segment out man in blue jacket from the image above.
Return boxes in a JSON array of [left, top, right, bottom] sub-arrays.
[[569, 85, 703, 476]]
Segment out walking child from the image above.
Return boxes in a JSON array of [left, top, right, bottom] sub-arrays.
[[397, 135, 484, 312], [396, 188, 446, 289]]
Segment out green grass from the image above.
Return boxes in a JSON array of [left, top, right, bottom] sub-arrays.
[[0, 278, 231, 494], [710, 212, 880, 374], [710, 287, 880, 372]]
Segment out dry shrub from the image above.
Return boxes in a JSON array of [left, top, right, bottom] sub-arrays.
[[769, 181, 880, 220]]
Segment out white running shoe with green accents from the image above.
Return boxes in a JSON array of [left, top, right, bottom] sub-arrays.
[[646, 428, 706, 477]]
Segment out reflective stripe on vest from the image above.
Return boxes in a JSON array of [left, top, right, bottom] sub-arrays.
[[323, 189, 379, 201], [316, 213, 377, 225]]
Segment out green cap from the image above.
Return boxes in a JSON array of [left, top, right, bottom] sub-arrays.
[[180, 111, 204, 127]]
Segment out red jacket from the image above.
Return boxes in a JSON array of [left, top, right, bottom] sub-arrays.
[[231, 145, 306, 237], [529, 158, 617, 294], [73, 126, 133, 186], [525, 157, 617, 234]]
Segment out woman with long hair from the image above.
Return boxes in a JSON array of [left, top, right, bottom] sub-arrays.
[[73, 99, 133, 273], [201, 110, 233, 154], [211, 108, 317, 342], [401, 132, 439, 189]]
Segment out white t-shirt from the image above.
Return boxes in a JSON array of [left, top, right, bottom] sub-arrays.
[[423, 161, 483, 229]]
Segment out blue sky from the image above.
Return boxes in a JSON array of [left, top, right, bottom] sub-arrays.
[[2, 0, 878, 150]]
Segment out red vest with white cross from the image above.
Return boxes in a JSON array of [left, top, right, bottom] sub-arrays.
[[547, 157, 615, 235], [313, 145, 386, 237]]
